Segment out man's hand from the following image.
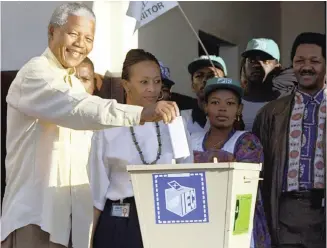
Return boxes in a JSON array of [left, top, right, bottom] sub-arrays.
[[140, 101, 180, 124], [259, 61, 279, 82]]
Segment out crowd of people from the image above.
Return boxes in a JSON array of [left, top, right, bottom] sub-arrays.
[[1, 2, 326, 248]]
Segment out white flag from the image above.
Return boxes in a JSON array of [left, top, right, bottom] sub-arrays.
[[126, 1, 179, 31]]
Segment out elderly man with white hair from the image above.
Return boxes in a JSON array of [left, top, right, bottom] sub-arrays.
[[1, 2, 180, 248]]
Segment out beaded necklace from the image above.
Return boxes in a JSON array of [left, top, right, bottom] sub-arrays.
[[130, 122, 162, 165]]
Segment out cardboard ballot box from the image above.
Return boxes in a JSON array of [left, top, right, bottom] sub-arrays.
[[127, 162, 262, 248]]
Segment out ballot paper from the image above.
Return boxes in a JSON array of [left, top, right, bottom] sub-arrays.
[[167, 116, 191, 159]]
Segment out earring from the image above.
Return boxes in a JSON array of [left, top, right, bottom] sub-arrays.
[[236, 114, 240, 121]]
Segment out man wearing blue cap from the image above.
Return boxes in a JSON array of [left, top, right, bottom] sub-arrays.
[[253, 32, 326, 248], [240, 38, 297, 130], [159, 61, 175, 101], [182, 55, 231, 134]]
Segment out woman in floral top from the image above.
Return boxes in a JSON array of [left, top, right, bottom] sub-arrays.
[[191, 77, 271, 248]]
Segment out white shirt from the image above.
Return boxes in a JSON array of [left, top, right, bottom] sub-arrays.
[[190, 131, 247, 154], [88, 122, 193, 211], [242, 100, 268, 131], [1, 48, 143, 247], [181, 109, 210, 134]]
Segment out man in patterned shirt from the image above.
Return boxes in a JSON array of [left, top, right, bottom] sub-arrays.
[[253, 32, 326, 248]]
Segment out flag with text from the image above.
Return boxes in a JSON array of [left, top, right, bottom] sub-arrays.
[[126, 1, 179, 31]]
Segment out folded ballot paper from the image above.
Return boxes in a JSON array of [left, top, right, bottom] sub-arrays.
[[167, 116, 191, 159]]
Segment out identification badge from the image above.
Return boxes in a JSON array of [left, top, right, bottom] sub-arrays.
[[111, 203, 130, 218]]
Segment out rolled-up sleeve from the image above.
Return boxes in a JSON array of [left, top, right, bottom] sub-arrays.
[[87, 131, 110, 211], [6, 58, 143, 130]]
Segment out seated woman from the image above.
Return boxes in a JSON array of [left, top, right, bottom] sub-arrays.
[[88, 49, 193, 248], [191, 77, 271, 248]]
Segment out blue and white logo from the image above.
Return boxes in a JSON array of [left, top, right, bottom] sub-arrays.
[[218, 77, 233, 85], [153, 172, 209, 224], [165, 180, 197, 217]]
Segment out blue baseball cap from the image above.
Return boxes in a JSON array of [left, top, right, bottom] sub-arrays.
[[204, 77, 244, 100], [242, 38, 280, 62], [188, 55, 228, 76], [159, 61, 175, 88]]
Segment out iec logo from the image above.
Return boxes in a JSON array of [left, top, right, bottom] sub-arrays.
[[165, 180, 197, 217], [153, 172, 209, 224]]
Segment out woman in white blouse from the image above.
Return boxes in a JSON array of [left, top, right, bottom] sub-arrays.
[[88, 49, 193, 248]]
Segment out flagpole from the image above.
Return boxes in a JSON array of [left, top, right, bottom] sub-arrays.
[[177, 3, 216, 69]]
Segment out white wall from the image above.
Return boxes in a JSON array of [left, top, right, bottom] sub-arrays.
[[1, 1, 93, 71], [219, 46, 239, 82], [280, 1, 325, 66], [88, 1, 138, 77], [0, 1, 137, 77], [138, 1, 281, 97]]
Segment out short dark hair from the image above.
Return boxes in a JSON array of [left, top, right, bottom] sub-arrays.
[[291, 32, 326, 61], [79, 57, 94, 71], [122, 49, 160, 80]]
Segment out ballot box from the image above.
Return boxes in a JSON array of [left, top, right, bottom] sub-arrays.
[[127, 162, 262, 248]]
